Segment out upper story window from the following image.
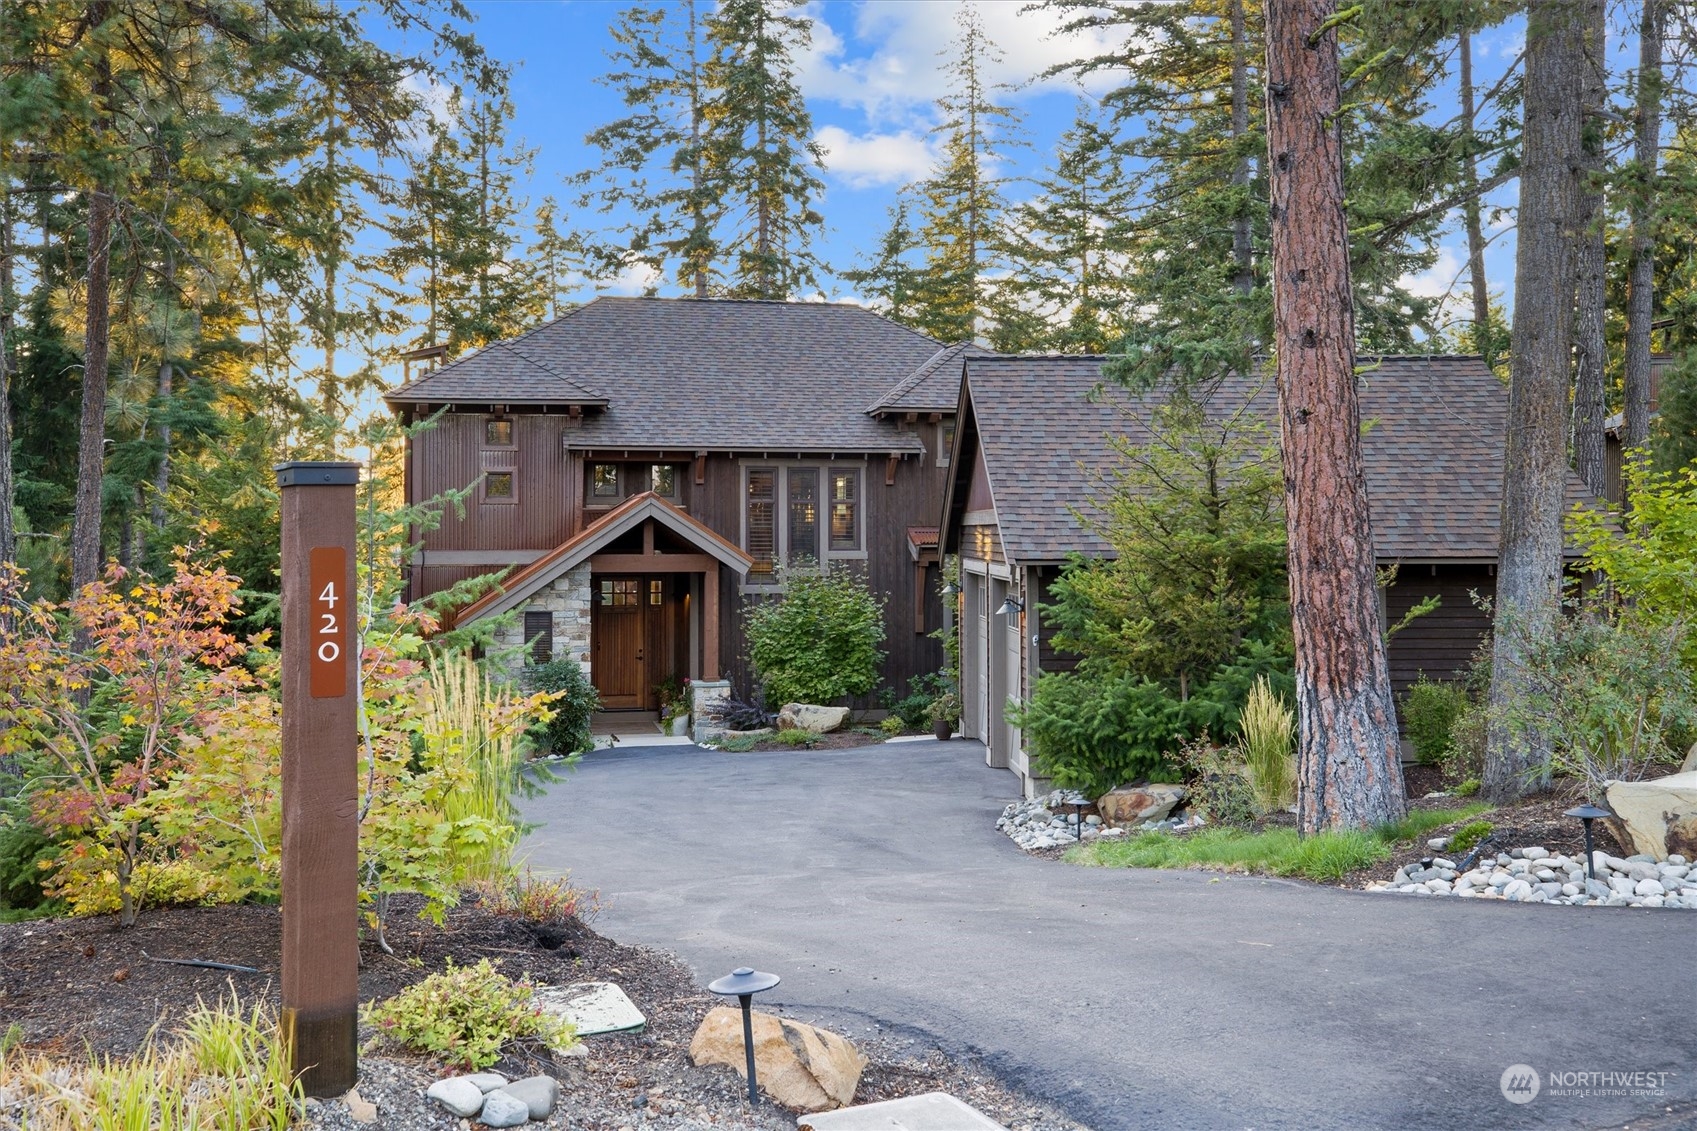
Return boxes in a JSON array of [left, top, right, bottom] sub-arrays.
[[483, 469, 516, 503], [743, 464, 863, 586], [589, 462, 682, 504], [938, 416, 956, 467], [485, 417, 514, 447]]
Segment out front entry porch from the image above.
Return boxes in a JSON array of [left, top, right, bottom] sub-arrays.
[[456, 493, 752, 698]]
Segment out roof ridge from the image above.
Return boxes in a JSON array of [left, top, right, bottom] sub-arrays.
[[385, 301, 599, 398], [497, 337, 606, 402]]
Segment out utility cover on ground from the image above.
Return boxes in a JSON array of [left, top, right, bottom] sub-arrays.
[[533, 981, 646, 1035], [796, 1091, 1009, 1130]]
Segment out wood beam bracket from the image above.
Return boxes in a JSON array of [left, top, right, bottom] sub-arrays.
[[886, 453, 899, 486], [694, 451, 707, 485]]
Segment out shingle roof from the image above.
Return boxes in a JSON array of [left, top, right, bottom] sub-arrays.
[[868, 341, 995, 414], [955, 354, 1606, 563], [385, 297, 945, 454], [387, 338, 607, 405]]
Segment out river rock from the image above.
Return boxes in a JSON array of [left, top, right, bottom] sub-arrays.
[[477, 1090, 530, 1128], [426, 1077, 486, 1118], [1095, 783, 1186, 826], [1607, 772, 1697, 859], [497, 1077, 560, 1120], [690, 1007, 866, 1112], [467, 1073, 508, 1094], [777, 703, 850, 734]]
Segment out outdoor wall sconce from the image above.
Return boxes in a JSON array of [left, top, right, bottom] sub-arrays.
[[997, 595, 1024, 624], [939, 579, 960, 598], [1565, 803, 1615, 883], [707, 966, 781, 1105]]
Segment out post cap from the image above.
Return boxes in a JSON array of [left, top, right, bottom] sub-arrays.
[[275, 461, 361, 488], [708, 967, 780, 997]]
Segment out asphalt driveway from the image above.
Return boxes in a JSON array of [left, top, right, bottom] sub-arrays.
[[518, 740, 1696, 1131]]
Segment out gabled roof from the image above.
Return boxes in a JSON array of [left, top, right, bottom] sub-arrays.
[[867, 341, 995, 415], [386, 297, 946, 454], [387, 338, 607, 406], [457, 492, 752, 624], [944, 354, 1607, 564]]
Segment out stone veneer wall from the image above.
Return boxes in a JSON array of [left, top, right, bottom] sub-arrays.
[[490, 563, 593, 678]]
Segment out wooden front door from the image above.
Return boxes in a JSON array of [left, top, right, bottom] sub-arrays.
[[592, 576, 646, 708]]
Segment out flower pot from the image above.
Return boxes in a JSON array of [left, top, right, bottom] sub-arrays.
[[933, 718, 953, 741], [667, 714, 690, 737]]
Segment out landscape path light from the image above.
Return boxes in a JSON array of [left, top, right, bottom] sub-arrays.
[[1564, 803, 1615, 883], [707, 966, 781, 1106]]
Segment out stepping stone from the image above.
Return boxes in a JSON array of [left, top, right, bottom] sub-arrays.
[[797, 1091, 1008, 1130], [533, 981, 646, 1035]]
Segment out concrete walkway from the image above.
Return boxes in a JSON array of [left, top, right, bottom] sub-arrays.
[[518, 740, 1696, 1131]]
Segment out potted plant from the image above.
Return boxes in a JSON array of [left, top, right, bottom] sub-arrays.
[[656, 677, 690, 736], [927, 691, 961, 741]]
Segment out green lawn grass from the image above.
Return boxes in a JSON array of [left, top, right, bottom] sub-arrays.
[[1069, 803, 1492, 883]]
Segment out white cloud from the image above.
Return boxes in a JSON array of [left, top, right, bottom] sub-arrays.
[[798, 1, 1125, 124], [1398, 245, 1469, 302], [816, 125, 936, 187], [600, 258, 662, 297]]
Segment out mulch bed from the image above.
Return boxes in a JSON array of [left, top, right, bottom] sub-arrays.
[[0, 895, 1086, 1130]]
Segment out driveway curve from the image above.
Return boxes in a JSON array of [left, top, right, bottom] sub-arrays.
[[518, 740, 1695, 1131]]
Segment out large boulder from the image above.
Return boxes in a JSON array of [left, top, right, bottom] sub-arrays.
[[777, 703, 849, 734], [1605, 772, 1697, 859], [1096, 783, 1186, 827], [689, 1007, 866, 1112]]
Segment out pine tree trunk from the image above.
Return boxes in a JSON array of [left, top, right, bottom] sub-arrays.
[[72, 4, 115, 594], [0, 188, 18, 567], [1459, 29, 1493, 363], [1229, 0, 1253, 294], [1624, 0, 1663, 453], [1484, 0, 1587, 804], [1266, 0, 1405, 833], [1571, 0, 1608, 497]]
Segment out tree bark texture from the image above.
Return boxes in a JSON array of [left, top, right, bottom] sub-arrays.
[[1484, 0, 1587, 804], [1571, 0, 1608, 497], [1265, 0, 1406, 834], [1624, 0, 1664, 452], [1459, 29, 1492, 359], [0, 190, 18, 567], [72, 1, 114, 594]]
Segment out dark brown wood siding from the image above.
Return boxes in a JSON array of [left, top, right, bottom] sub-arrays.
[[1384, 563, 1495, 704], [1035, 566, 1079, 675], [409, 412, 579, 556]]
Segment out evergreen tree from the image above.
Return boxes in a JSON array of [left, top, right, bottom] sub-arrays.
[[702, 0, 828, 299], [530, 195, 584, 322], [997, 104, 1139, 354], [1265, 0, 1405, 832], [580, 0, 719, 295], [1484, 0, 1589, 803], [842, 200, 932, 329]]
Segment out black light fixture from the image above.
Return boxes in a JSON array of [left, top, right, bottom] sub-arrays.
[[707, 966, 781, 1105], [1565, 803, 1614, 883], [939, 579, 961, 598], [996, 594, 1024, 623]]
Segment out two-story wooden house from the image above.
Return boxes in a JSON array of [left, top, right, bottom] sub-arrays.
[[385, 297, 967, 711]]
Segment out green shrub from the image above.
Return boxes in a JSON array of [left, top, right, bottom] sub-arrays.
[[479, 868, 600, 928], [0, 795, 59, 915], [1441, 704, 1488, 786], [1172, 736, 1258, 827], [1011, 641, 1292, 799], [365, 958, 576, 1069], [1453, 777, 1480, 797], [746, 566, 886, 706], [712, 734, 759, 753], [522, 659, 600, 756], [1237, 676, 1295, 814], [879, 716, 905, 736], [883, 672, 950, 730], [774, 728, 819, 747], [1401, 677, 1470, 764], [1446, 819, 1495, 855]]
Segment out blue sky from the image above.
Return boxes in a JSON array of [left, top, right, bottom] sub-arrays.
[[376, 2, 1578, 336]]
